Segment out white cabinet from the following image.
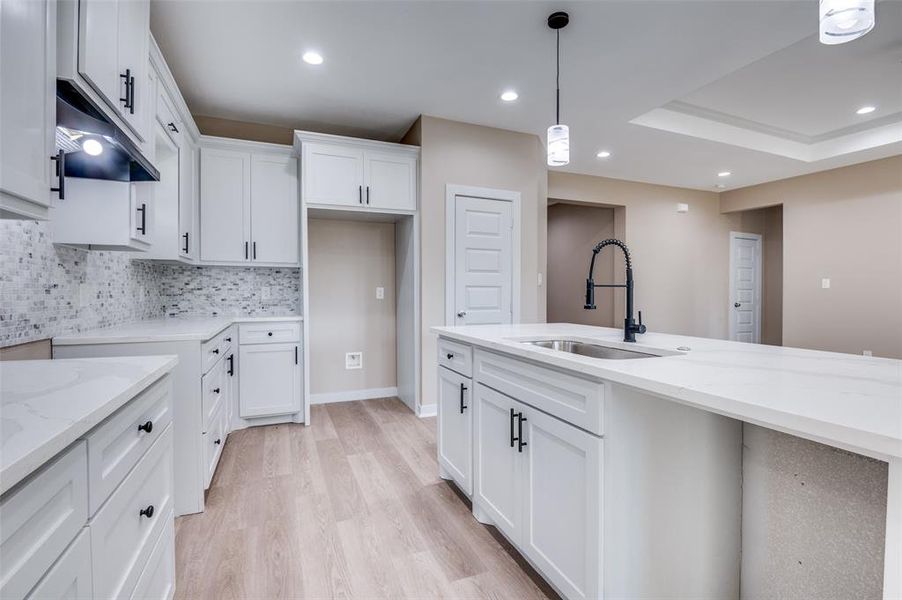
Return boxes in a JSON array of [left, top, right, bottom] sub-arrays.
[[199, 141, 298, 266], [438, 366, 472, 496], [296, 134, 419, 213], [49, 178, 151, 251], [26, 530, 93, 600], [0, 0, 58, 220], [239, 343, 302, 418], [251, 154, 299, 264]]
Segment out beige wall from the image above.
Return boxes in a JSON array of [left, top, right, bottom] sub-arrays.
[[548, 172, 749, 340], [722, 156, 902, 359], [307, 219, 397, 395], [547, 203, 616, 327], [194, 115, 294, 145], [404, 116, 547, 407]]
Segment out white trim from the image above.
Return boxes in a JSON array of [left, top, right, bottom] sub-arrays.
[[309, 386, 399, 405], [728, 231, 763, 343], [417, 403, 437, 418], [199, 134, 293, 154], [444, 184, 522, 326], [293, 130, 421, 156]]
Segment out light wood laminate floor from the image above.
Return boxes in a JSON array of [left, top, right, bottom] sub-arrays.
[[175, 398, 557, 599]]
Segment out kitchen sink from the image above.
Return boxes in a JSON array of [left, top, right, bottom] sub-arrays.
[[524, 339, 660, 360]]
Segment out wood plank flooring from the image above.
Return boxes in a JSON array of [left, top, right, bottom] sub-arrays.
[[174, 398, 557, 599]]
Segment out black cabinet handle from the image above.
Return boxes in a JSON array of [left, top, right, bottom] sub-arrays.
[[245, 241, 249, 259], [120, 69, 132, 109], [137, 420, 153, 433], [295, 345, 298, 364], [139, 505, 155, 518], [136, 203, 146, 234], [510, 408, 518, 448], [366, 186, 370, 205], [459, 383, 468, 414], [358, 185, 363, 204], [253, 241, 257, 260], [212, 348, 219, 354], [128, 74, 135, 114], [446, 352, 454, 360], [213, 387, 220, 394], [225, 337, 232, 342], [517, 414, 528, 452], [214, 438, 222, 445], [167, 122, 179, 133], [50, 150, 65, 199], [267, 331, 273, 337], [227, 354, 234, 376], [182, 232, 189, 254]]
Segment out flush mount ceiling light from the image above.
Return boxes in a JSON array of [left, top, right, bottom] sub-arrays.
[[856, 105, 876, 114], [500, 90, 519, 102], [596, 151, 611, 158], [302, 51, 323, 65], [718, 171, 732, 177], [819, 0, 875, 45], [547, 11, 570, 167]]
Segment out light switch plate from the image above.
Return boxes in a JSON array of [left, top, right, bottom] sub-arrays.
[[821, 278, 831, 289], [345, 352, 363, 370], [376, 287, 384, 300]]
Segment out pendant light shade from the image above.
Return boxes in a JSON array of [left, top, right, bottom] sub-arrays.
[[547, 11, 570, 167], [547, 124, 570, 166], [819, 0, 875, 45]]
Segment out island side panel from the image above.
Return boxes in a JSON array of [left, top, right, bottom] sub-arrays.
[[884, 457, 901, 600], [602, 382, 743, 598]]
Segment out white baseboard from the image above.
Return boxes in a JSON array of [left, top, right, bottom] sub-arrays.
[[310, 386, 399, 405], [417, 403, 437, 418]]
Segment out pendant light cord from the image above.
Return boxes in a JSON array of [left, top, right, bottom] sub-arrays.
[[555, 29, 560, 125]]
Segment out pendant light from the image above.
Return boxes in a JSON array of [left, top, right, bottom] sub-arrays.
[[819, 0, 875, 45], [547, 11, 570, 167]]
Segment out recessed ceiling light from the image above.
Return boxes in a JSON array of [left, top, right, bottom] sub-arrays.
[[596, 151, 611, 158], [500, 90, 519, 102], [856, 105, 876, 115], [718, 171, 731, 177], [302, 51, 323, 65]]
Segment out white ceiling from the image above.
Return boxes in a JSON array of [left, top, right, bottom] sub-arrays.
[[150, 1, 902, 191]]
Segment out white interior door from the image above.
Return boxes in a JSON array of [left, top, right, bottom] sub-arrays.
[[729, 232, 762, 343], [453, 195, 513, 325]]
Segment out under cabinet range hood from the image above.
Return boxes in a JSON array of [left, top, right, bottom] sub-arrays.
[[56, 81, 159, 183]]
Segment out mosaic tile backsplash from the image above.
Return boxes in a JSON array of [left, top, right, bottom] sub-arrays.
[[0, 220, 301, 347]]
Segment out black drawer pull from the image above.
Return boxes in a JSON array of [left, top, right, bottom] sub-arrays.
[[167, 122, 179, 133], [510, 408, 518, 448], [212, 348, 219, 354], [225, 337, 232, 342], [518, 414, 528, 453], [268, 331, 273, 337], [213, 387, 220, 394], [459, 383, 468, 414], [137, 420, 153, 434], [446, 352, 454, 360], [139, 505, 155, 518], [227, 354, 234, 376], [214, 438, 222, 445]]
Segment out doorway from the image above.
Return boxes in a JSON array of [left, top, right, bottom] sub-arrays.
[[729, 232, 763, 343], [445, 185, 520, 326]]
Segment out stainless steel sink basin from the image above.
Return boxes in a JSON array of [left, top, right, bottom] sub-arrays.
[[525, 339, 659, 360]]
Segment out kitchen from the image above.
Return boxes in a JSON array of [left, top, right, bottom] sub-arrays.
[[1, 1, 900, 599]]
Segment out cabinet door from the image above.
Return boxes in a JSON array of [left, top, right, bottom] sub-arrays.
[[520, 403, 602, 600], [25, 529, 92, 600], [364, 151, 416, 211], [438, 367, 472, 495], [239, 343, 301, 418], [0, 0, 56, 214], [78, 0, 120, 112], [179, 143, 197, 260], [251, 154, 298, 264], [129, 183, 149, 243], [200, 148, 251, 263], [473, 384, 522, 543], [302, 143, 364, 206], [116, 0, 149, 140]]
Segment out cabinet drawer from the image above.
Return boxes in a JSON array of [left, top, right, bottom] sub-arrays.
[[201, 357, 225, 433], [26, 529, 93, 600], [85, 375, 173, 514], [219, 325, 236, 356], [201, 328, 230, 374], [474, 350, 604, 436], [0, 442, 88, 600], [90, 425, 174, 600], [239, 321, 301, 344], [130, 511, 175, 600], [203, 403, 226, 489], [438, 338, 472, 377]]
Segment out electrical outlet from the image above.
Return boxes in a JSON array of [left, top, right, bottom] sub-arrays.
[[821, 278, 831, 289], [676, 202, 689, 213], [537, 272, 543, 286], [345, 352, 363, 370], [863, 350, 873, 357], [376, 287, 384, 300], [261, 286, 272, 300]]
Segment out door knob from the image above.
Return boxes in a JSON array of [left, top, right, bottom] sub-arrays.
[[457, 311, 467, 318], [734, 302, 741, 308]]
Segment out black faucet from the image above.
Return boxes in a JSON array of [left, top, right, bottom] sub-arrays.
[[584, 239, 647, 342]]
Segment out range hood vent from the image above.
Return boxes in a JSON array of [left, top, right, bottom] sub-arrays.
[[56, 81, 159, 182]]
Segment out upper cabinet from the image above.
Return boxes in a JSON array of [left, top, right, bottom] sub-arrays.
[[199, 139, 299, 267], [0, 0, 58, 220], [296, 133, 419, 213]]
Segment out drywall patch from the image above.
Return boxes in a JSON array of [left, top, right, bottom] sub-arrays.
[[741, 423, 888, 599]]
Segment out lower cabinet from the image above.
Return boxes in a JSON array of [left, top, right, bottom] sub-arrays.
[[473, 382, 602, 600], [239, 342, 302, 418], [25, 530, 92, 599], [437, 366, 472, 495]]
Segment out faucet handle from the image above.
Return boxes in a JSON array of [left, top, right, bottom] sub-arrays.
[[637, 311, 647, 334]]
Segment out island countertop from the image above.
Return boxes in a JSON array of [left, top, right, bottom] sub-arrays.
[[0, 355, 178, 495], [432, 323, 902, 461]]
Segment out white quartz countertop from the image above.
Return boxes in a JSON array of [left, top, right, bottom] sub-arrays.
[[52, 315, 303, 345], [0, 355, 178, 495], [433, 323, 902, 460]]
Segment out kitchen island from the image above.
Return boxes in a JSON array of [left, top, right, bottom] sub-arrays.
[[433, 323, 902, 600]]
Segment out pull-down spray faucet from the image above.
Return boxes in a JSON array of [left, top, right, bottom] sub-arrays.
[[584, 239, 647, 342]]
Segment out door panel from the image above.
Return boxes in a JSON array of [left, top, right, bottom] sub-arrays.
[[200, 148, 250, 262], [115, 0, 148, 140], [239, 343, 301, 418], [729, 234, 761, 343], [78, 0, 120, 111], [251, 154, 298, 264], [179, 144, 196, 260], [437, 367, 472, 495], [521, 403, 602, 600], [473, 384, 521, 542], [364, 152, 416, 210], [302, 143, 363, 206], [454, 196, 513, 325]]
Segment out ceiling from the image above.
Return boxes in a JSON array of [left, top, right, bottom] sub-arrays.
[[150, 1, 902, 191]]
